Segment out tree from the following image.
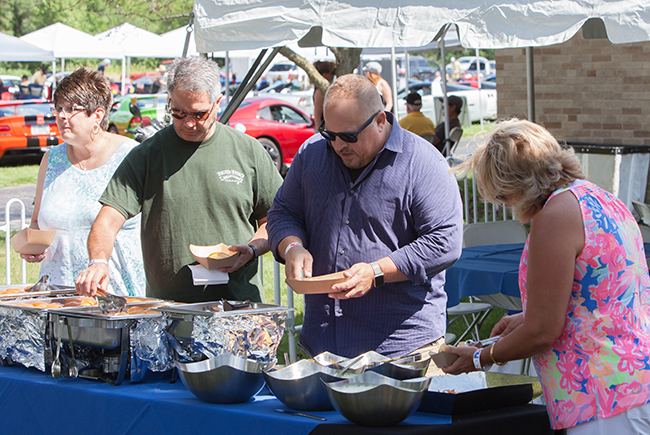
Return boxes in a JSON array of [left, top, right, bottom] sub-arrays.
[[279, 46, 362, 95]]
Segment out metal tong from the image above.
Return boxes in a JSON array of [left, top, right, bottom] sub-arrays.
[[95, 288, 127, 314], [27, 275, 49, 292], [464, 335, 501, 348]]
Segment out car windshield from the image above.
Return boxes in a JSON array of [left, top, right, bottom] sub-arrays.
[[270, 64, 294, 72]]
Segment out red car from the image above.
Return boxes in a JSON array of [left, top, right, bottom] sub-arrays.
[[0, 99, 60, 160], [224, 97, 316, 174]]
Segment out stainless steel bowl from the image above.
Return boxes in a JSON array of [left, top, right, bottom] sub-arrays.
[[175, 353, 268, 404], [323, 371, 431, 426], [264, 359, 353, 411], [368, 356, 431, 380]]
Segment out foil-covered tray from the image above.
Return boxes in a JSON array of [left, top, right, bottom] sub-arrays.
[[157, 301, 292, 365]]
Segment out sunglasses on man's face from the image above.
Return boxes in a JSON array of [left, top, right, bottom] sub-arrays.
[[168, 102, 215, 121], [319, 110, 381, 143]]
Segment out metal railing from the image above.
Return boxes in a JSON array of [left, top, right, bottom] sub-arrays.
[[2, 198, 28, 285]]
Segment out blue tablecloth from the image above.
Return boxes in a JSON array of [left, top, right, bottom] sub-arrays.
[[0, 365, 450, 434], [445, 243, 524, 309], [445, 242, 650, 310]]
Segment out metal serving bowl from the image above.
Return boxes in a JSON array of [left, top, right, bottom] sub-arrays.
[[264, 359, 356, 411], [175, 353, 269, 404], [368, 356, 431, 380], [323, 371, 431, 426]]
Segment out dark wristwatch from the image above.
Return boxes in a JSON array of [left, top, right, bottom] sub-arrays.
[[244, 244, 259, 267], [370, 262, 384, 287]]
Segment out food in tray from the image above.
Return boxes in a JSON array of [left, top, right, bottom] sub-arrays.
[[62, 297, 97, 307], [0, 288, 25, 294], [208, 251, 231, 259], [190, 243, 239, 269], [124, 297, 150, 303]]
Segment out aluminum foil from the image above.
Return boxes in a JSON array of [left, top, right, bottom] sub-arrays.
[[0, 307, 47, 371], [191, 311, 287, 364], [130, 315, 174, 372]]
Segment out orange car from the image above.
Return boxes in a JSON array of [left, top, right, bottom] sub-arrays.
[[0, 99, 61, 159]]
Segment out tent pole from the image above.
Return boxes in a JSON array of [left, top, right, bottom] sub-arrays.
[[390, 46, 397, 114], [404, 48, 409, 93], [225, 51, 230, 102], [477, 48, 483, 130], [121, 56, 126, 96], [440, 25, 450, 156], [219, 47, 281, 124], [526, 47, 535, 123]]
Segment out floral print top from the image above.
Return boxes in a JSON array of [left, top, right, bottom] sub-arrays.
[[38, 141, 145, 296], [519, 179, 650, 430]]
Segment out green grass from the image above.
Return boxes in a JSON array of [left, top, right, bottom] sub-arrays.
[[0, 165, 39, 188], [0, 231, 40, 286], [462, 120, 495, 138]]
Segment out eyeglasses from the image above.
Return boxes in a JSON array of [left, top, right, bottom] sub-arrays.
[[319, 110, 381, 143], [168, 102, 215, 121], [50, 105, 85, 117]]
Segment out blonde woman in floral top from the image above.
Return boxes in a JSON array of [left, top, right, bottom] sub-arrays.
[[445, 119, 650, 433]]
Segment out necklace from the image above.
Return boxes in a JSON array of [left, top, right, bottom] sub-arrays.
[[71, 131, 105, 171]]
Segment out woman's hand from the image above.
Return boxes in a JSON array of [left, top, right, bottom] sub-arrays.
[[441, 345, 480, 375], [20, 249, 47, 263], [491, 312, 524, 338], [75, 262, 110, 297]]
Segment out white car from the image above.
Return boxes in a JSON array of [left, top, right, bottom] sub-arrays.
[[265, 62, 309, 89], [396, 80, 497, 124], [0, 75, 21, 94], [256, 80, 314, 115]]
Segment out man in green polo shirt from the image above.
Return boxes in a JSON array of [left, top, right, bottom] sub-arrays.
[[75, 57, 284, 302]]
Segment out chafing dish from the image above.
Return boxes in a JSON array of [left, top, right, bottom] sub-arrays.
[[46, 300, 173, 385], [0, 283, 77, 301], [156, 300, 292, 364]]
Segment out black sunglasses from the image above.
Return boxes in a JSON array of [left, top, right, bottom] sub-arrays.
[[319, 110, 381, 143], [168, 102, 215, 121]]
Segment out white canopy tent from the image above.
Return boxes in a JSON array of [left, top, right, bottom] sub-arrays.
[[0, 32, 54, 62], [194, 0, 650, 50], [192, 0, 650, 360], [20, 22, 123, 88], [96, 23, 172, 95]]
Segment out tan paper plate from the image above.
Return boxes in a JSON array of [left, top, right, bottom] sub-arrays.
[[286, 271, 348, 294], [429, 349, 460, 368], [10, 228, 56, 255], [190, 243, 239, 270]]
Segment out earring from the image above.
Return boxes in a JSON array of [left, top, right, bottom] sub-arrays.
[[92, 123, 100, 136]]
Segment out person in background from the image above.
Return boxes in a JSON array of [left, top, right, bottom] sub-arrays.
[[0, 79, 6, 95], [267, 74, 462, 375], [21, 67, 145, 297], [31, 67, 47, 86], [98, 59, 111, 75], [312, 60, 336, 132], [449, 57, 462, 81], [363, 61, 393, 112], [398, 92, 435, 139], [75, 56, 283, 303], [20, 75, 29, 86], [432, 95, 463, 154], [444, 119, 650, 434]]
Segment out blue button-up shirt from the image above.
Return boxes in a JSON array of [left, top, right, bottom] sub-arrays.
[[267, 113, 463, 358]]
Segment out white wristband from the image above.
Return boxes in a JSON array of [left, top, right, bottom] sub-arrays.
[[284, 242, 303, 258], [473, 349, 484, 371], [89, 259, 109, 267]]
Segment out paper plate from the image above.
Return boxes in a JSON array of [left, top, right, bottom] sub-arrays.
[[286, 271, 347, 294], [190, 243, 239, 269]]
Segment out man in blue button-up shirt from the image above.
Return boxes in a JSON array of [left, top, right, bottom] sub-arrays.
[[267, 74, 463, 365]]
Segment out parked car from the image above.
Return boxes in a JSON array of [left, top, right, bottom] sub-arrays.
[[223, 97, 315, 174], [396, 80, 497, 123], [265, 62, 308, 88], [0, 99, 60, 160], [257, 80, 314, 114], [132, 74, 165, 94], [108, 93, 167, 136], [404, 55, 441, 81], [0, 75, 21, 94]]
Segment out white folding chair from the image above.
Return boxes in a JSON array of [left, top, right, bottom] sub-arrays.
[[447, 221, 528, 344], [632, 200, 650, 227]]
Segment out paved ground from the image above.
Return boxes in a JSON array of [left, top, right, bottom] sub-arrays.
[[0, 184, 36, 229]]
